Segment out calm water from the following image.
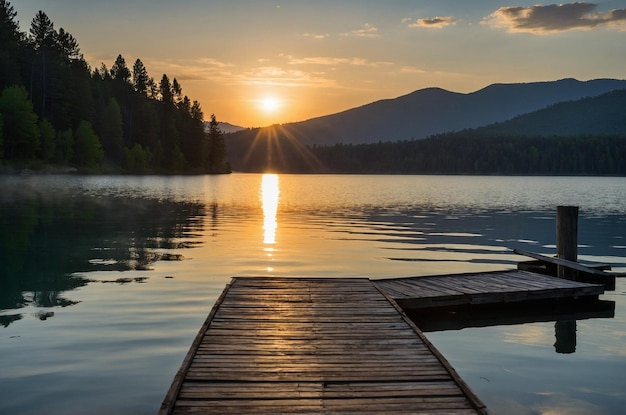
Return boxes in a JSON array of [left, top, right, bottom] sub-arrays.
[[0, 174, 625, 415]]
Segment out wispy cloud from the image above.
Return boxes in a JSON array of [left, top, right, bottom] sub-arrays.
[[342, 23, 380, 38], [143, 57, 234, 82], [399, 66, 426, 75], [288, 56, 392, 68], [235, 66, 337, 88], [483, 2, 626, 34], [302, 33, 330, 40], [133, 58, 335, 89], [406, 16, 458, 29], [195, 57, 233, 68]]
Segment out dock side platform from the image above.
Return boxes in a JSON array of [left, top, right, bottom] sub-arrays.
[[159, 277, 488, 414], [373, 269, 605, 310]]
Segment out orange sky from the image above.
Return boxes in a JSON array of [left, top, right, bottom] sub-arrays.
[[13, 0, 626, 127]]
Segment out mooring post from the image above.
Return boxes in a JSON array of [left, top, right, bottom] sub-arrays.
[[555, 206, 579, 354], [556, 205, 579, 279]]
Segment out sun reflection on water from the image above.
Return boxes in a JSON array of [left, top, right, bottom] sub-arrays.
[[261, 174, 279, 244]]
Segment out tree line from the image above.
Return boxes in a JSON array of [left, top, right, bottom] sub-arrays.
[[311, 134, 626, 175], [0, 1, 230, 173], [226, 128, 626, 175]]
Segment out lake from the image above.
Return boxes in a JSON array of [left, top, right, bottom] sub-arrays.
[[0, 174, 625, 415]]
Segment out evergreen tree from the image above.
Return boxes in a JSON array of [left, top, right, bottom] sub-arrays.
[[0, 0, 20, 45], [159, 74, 173, 105], [0, 6, 228, 174], [123, 143, 152, 172], [157, 74, 182, 170], [146, 77, 158, 99], [56, 28, 81, 61], [68, 58, 96, 128], [110, 54, 131, 83], [73, 120, 103, 168], [207, 114, 228, 173], [132, 58, 149, 95], [99, 97, 124, 163], [29, 11, 56, 117], [0, 0, 23, 90], [54, 128, 73, 164], [95, 62, 111, 81], [28, 11, 81, 131], [109, 54, 135, 146], [0, 85, 40, 159], [38, 118, 55, 161], [172, 78, 182, 105]]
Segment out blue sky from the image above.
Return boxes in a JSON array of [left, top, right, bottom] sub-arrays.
[[12, 0, 626, 126]]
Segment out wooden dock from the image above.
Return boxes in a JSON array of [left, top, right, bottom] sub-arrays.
[[159, 277, 488, 414], [374, 269, 605, 310], [160, 271, 605, 414]]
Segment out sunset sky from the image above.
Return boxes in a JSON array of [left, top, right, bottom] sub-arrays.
[[12, 0, 626, 127]]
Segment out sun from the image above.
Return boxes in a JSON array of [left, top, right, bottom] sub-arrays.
[[260, 96, 280, 112]]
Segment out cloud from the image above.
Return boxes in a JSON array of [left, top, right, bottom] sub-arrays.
[[195, 57, 233, 68], [288, 56, 392, 68], [342, 23, 380, 37], [130, 58, 335, 89], [407, 16, 458, 29], [399, 66, 426, 75], [483, 2, 626, 34], [144, 57, 234, 82], [302, 33, 329, 40], [235, 66, 337, 88]]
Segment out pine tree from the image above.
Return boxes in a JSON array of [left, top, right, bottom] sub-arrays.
[[99, 97, 124, 163], [132, 59, 149, 95], [56, 28, 81, 61], [29, 11, 56, 117], [172, 78, 182, 105], [110, 54, 131, 83], [0, 0, 23, 90], [159, 74, 173, 105], [207, 114, 228, 173]]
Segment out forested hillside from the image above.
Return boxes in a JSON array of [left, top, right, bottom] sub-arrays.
[[0, 1, 229, 173], [471, 88, 626, 136], [227, 78, 626, 146], [226, 88, 626, 175], [311, 135, 626, 175]]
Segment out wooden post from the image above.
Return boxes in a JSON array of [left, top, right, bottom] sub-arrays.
[[554, 207, 579, 354], [556, 206, 578, 279]]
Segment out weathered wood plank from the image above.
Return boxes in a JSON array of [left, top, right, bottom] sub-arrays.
[[160, 277, 488, 415], [374, 269, 605, 309], [514, 248, 617, 290]]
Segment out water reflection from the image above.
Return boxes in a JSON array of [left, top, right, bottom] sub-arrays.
[[554, 320, 577, 354], [0, 186, 205, 326], [261, 174, 279, 244]]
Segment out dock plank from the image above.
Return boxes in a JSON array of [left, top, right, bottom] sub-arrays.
[[159, 277, 487, 415], [374, 270, 605, 310]]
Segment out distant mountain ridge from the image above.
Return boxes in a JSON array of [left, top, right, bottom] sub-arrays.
[[227, 78, 626, 146], [226, 86, 626, 174], [466, 88, 626, 136], [204, 121, 245, 134]]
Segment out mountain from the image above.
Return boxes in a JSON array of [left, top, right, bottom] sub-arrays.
[[204, 121, 245, 134], [227, 78, 626, 146], [226, 88, 626, 174], [467, 88, 626, 136]]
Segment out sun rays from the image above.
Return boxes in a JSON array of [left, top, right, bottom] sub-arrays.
[[240, 125, 326, 173]]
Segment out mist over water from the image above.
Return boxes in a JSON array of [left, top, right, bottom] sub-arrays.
[[0, 174, 624, 414]]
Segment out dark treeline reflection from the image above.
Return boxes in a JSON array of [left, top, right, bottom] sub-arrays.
[[0, 188, 205, 326]]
